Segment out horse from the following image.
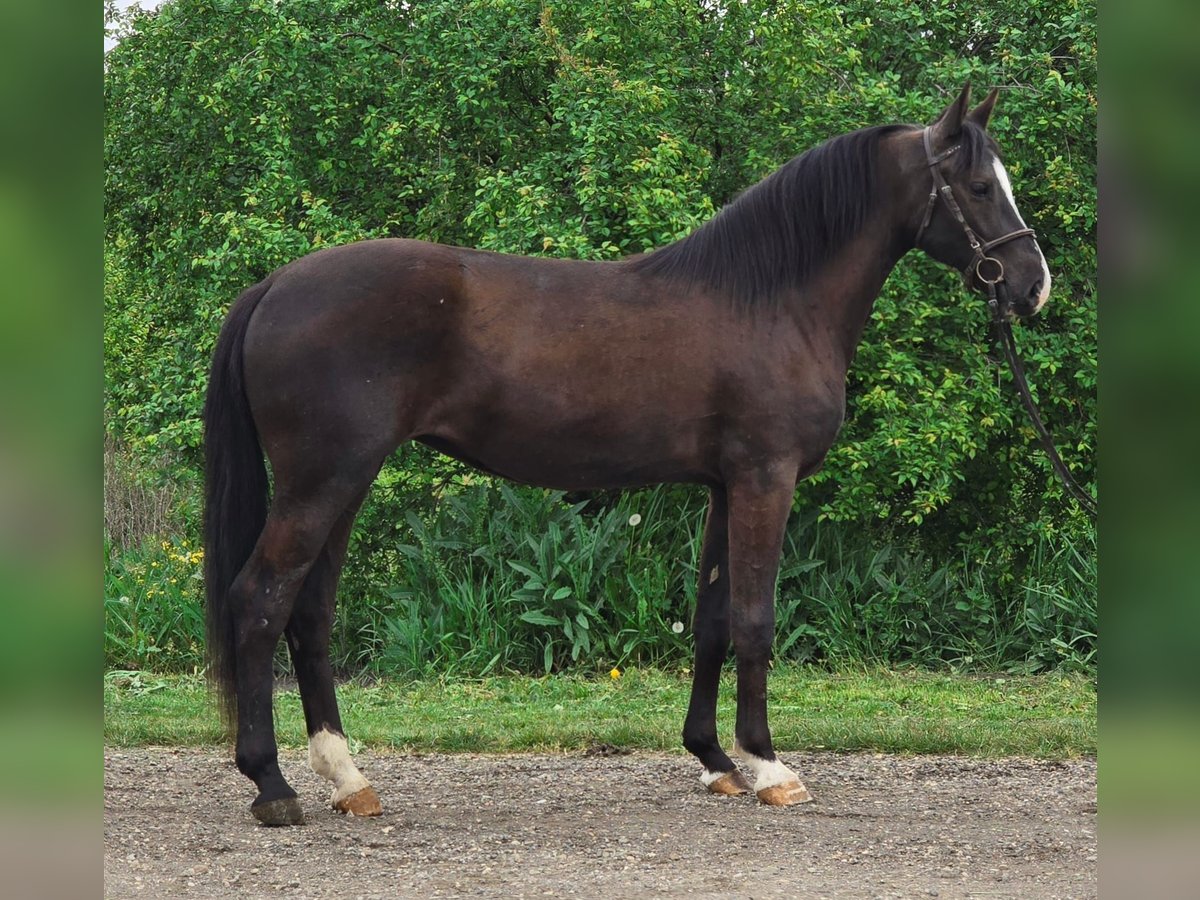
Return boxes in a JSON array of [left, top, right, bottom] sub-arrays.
[[203, 83, 1051, 825]]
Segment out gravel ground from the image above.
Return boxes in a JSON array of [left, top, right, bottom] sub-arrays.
[[104, 747, 1095, 899]]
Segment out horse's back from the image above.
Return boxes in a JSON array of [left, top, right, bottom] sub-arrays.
[[250, 237, 631, 334]]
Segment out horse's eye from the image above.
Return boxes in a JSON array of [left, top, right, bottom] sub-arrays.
[[970, 181, 990, 197]]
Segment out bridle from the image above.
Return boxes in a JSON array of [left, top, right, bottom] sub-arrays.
[[913, 125, 1037, 317], [913, 126, 1097, 521]]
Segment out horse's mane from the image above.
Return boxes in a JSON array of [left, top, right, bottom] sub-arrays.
[[626, 123, 916, 308]]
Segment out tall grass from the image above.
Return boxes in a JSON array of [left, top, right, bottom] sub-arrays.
[[103, 433, 180, 554], [334, 480, 1096, 677], [104, 436, 206, 671], [354, 483, 700, 677], [104, 536, 206, 672], [780, 512, 1098, 672], [103, 466, 1097, 677]]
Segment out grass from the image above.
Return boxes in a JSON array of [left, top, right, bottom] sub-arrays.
[[104, 666, 1096, 759]]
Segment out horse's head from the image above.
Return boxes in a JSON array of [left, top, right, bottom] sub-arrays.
[[905, 83, 1051, 319]]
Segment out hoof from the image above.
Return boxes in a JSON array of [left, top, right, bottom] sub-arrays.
[[251, 796, 305, 826], [706, 770, 753, 796], [334, 786, 383, 817], [756, 779, 813, 806]]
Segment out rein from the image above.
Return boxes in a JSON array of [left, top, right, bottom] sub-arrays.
[[917, 127, 1097, 521]]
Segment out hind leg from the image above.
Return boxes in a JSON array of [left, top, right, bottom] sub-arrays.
[[286, 489, 382, 817], [231, 482, 365, 825], [682, 487, 752, 796]]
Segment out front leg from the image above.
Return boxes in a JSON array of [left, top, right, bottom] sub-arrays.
[[726, 467, 813, 806]]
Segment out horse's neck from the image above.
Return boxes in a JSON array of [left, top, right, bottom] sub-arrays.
[[786, 223, 909, 373]]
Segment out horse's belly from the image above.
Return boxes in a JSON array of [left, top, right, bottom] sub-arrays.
[[417, 411, 715, 491]]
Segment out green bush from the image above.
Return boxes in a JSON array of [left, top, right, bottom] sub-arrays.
[[359, 482, 700, 677], [104, 0, 1096, 674], [102, 478, 1097, 674]]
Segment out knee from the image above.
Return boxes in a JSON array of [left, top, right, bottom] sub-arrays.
[[732, 616, 774, 656], [692, 612, 730, 648]]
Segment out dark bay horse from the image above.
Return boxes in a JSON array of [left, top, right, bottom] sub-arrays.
[[204, 84, 1051, 825]]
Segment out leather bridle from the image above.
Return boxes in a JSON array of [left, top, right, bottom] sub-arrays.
[[914, 126, 1097, 520], [913, 126, 1037, 317]]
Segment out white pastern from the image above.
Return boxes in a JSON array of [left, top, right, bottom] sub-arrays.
[[700, 768, 728, 787], [732, 743, 799, 792], [308, 727, 370, 805], [992, 156, 1052, 311]]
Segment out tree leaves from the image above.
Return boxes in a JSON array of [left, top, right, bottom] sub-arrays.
[[105, 0, 1095, 550]]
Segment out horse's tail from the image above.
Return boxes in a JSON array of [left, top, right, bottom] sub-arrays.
[[203, 278, 272, 728]]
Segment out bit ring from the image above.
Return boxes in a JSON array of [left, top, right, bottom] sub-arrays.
[[976, 256, 1005, 284]]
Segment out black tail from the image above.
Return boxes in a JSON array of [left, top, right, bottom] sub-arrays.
[[203, 278, 272, 727]]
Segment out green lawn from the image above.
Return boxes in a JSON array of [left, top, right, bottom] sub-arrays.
[[104, 666, 1095, 758]]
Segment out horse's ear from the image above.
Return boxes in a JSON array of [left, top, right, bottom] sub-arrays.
[[930, 82, 971, 144], [967, 87, 1000, 131]]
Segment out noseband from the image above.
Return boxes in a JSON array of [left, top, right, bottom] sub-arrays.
[[913, 126, 1037, 318]]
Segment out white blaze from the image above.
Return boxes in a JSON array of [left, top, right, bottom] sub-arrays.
[[992, 156, 1052, 311], [308, 728, 370, 805]]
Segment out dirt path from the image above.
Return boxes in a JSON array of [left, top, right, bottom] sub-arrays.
[[104, 748, 1095, 899]]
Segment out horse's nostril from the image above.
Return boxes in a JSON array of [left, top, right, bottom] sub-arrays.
[[1029, 279, 1044, 301]]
